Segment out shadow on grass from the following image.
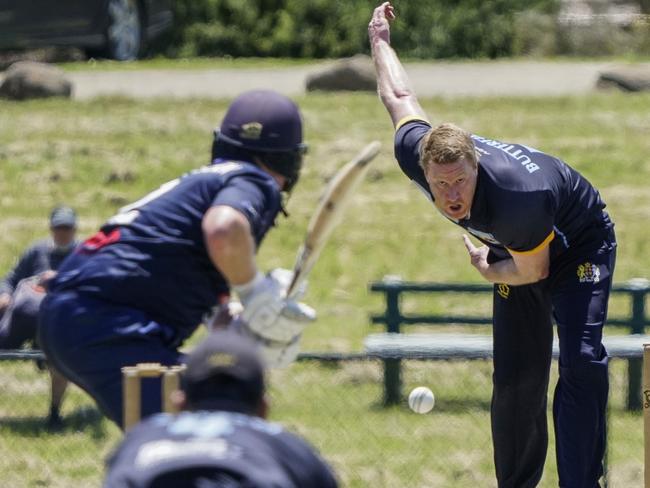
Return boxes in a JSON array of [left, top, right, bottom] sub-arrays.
[[0, 406, 108, 440]]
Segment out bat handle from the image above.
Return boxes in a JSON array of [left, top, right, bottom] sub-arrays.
[[287, 245, 309, 300], [286, 268, 302, 300]]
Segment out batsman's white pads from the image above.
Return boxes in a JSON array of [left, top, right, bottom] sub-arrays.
[[233, 270, 315, 343]]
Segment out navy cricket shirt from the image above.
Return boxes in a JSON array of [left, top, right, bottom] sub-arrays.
[[394, 118, 615, 263], [49, 160, 282, 339], [104, 410, 338, 488]]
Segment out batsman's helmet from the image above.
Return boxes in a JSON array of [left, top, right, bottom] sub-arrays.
[[212, 90, 308, 192]]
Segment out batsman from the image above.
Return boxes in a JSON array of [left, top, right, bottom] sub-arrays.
[[38, 90, 315, 429], [369, 3, 616, 487]]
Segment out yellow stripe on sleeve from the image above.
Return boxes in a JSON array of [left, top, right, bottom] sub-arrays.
[[507, 231, 555, 256], [395, 115, 430, 132]]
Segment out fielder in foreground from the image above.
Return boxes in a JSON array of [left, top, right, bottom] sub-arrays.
[[369, 3, 616, 487], [38, 90, 315, 429], [104, 330, 338, 487]]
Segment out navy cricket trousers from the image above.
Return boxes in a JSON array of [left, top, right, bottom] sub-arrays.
[[491, 245, 615, 488], [38, 291, 183, 429]]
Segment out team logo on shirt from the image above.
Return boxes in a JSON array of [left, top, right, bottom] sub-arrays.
[[239, 122, 263, 140], [577, 262, 601, 283], [497, 284, 510, 299], [134, 439, 233, 468]]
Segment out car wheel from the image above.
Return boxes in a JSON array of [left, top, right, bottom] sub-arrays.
[[105, 0, 142, 61]]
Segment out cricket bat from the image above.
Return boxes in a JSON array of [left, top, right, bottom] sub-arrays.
[[286, 141, 381, 299]]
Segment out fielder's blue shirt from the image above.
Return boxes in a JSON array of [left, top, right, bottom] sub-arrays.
[[49, 160, 282, 340], [104, 410, 338, 488], [394, 118, 614, 262]]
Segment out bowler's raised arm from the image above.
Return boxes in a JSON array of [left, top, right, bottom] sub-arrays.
[[368, 2, 427, 127]]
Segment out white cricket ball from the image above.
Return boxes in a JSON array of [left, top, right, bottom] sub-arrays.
[[408, 386, 435, 414]]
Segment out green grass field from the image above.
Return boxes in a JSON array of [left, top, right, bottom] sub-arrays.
[[0, 88, 649, 486]]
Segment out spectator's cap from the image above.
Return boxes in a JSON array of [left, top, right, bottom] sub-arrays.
[[49, 206, 77, 228], [181, 330, 265, 414]]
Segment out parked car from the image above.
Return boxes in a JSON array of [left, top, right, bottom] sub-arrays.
[[0, 0, 172, 61]]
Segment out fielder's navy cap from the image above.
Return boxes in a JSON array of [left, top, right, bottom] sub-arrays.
[[49, 206, 77, 228], [217, 90, 305, 153], [182, 330, 265, 414]]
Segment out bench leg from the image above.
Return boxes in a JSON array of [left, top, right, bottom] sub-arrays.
[[628, 358, 642, 411], [383, 358, 402, 406]]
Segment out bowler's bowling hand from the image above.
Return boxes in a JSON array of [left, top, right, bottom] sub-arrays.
[[368, 2, 396, 45], [462, 234, 490, 277]]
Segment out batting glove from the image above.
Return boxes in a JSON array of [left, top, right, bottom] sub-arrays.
[[267, 267, 308, 301], [228, 318, 303, 368], [233, 271, 316, 343]]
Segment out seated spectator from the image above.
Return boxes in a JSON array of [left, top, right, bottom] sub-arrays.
[[0, 205, 79, 427], [104, 330, 338, 488]]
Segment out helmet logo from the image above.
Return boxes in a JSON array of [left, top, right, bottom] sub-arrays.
[[239, 122, 263, 140]]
